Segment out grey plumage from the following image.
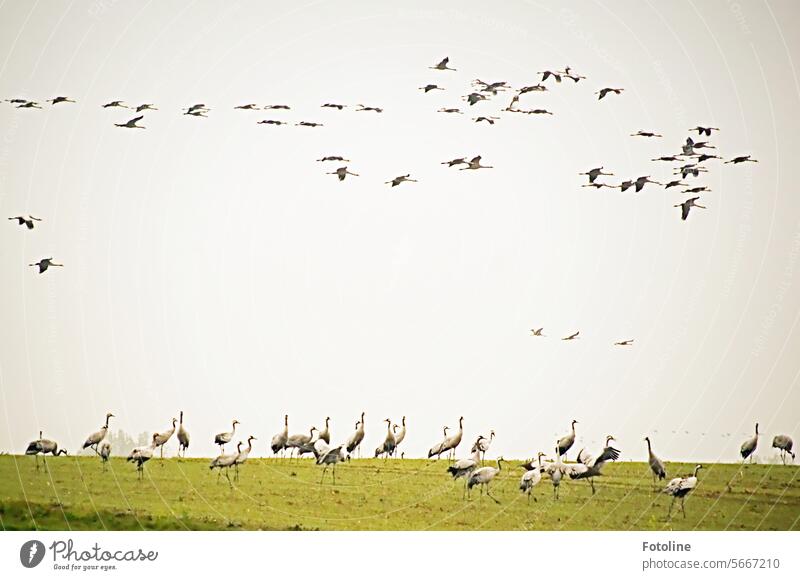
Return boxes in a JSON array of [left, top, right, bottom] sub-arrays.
[[645, 436, 666, 490], [772, 434, 794, 464]]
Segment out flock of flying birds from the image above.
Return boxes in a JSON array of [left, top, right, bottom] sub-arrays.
[[6, 57, 756, 273], [23, 411, 794, 519], [6, 57, 758, 349]]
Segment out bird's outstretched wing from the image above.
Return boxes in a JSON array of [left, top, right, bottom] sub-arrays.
[[596, 445, 621, 464]]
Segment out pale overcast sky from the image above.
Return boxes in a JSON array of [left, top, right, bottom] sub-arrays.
[[1, 0, 799, 462]]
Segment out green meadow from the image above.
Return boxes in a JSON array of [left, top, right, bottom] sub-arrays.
[[0, 456, 797, 531]]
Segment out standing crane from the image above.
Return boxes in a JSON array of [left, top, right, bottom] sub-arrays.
[[542, 444, 566, 499], [82, 413, 114, 455], [467, 457, 505, 503], [210, 443, 240, 487], [571, 436, 621, 494], [98, 439, 112, 471], [374, 418, 397, 459], [472, 430, 495, 463], [645, 436, 667, 490], [740, 422, 759, 464], [271, 414, 289, 458], [557, 420, 578, 459], [25, 431, 67, 469], [177, 411, 190, 458], [519, 452, 546, 503], [127, 434, 158, 480], [233, 436, 256, 481], [214, 419, 239, 453], [429, 417, 463, 460], [286, 426, 318, 460], [447, 447, 482, 498], [153, 417, 177, 460], [772, 435, 795, 464], [663, 465, 702, 519], [346, 412, 365, 458], [318, 417, 332, 445], [315, 441, 346, 484], [393, 416, 407, 457]]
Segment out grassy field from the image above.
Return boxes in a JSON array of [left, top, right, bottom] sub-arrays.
[[0, 455, 798, 531]]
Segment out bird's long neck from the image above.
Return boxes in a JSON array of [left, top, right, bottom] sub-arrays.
[[496, 458, 503, 473], [646, 439, 652, 454], [231, 422, 237, 434], [247, 438, 253, 451], [179, 412, 183, 425], [693, 466, 701, 477]]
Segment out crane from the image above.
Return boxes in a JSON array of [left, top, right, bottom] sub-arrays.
[[467, 457, 505, 503], [153, 418, 177, 460], [772, 435, 795, 464], [346, 412, 365, 458], [271, 414, 289, 458], [214, 419, 239, 453], [233, 436, 256, 481], [557, 420, 578, 459], [663, 465, 702, 519], [210, 443, 240, 487], [645, 436, 666, 490], [25, 431, 67, 469], [177, 411, 190, 458], [127, 434, 158, 480], [82, 413, 114, 455]]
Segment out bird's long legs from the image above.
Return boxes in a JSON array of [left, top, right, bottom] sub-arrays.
[[681, 497, 687, 518], [590, 478, 596, 495], [320, 466, 327, 484], [485, 483, 500, 504], [667, 497, 676, 518], [224, 468, 232, 488], [34, 455, 40, 471]]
